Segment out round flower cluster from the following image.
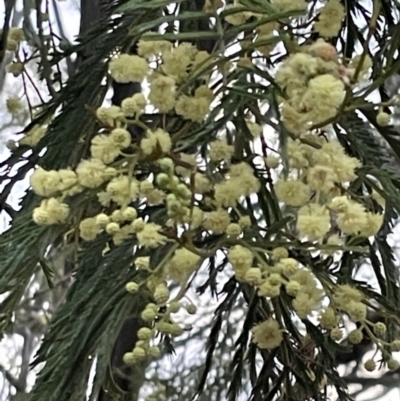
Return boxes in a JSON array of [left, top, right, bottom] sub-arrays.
[[227, 246, 324, 320], [274, 135, 383, 243], [6, 96, 23, 116], [314, 0, 345, 38], [4, 27, 25, 52], [109, 40, 216, 122], [276, 39, 357, 132]]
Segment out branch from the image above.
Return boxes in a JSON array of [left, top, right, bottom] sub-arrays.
[[51, 0, 75, 76], [35, 0, 56, 97], [19, 327, 33, 389], [0, 4, 23, 92], [344, 371, 400, 388], [0, 0, 16, 64], [0, 364, 24, 393]]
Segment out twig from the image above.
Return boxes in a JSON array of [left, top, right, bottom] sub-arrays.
[[21, 66, 34, 116], [344, 371, 400, 387], [19, 327, 32, 389], [23, 65, 46, 105], [46, 0, 63, 86], [0, 0, 17, 64], [352, 0, 381, 84], [17, 274, 73, 309], [0, 364, 24, 393], [51, 0, 75, 76], [0, 4, 23, 92], [35, 0, 56, 97]]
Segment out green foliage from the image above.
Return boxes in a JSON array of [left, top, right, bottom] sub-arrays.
[[30, 237, 150, 401]]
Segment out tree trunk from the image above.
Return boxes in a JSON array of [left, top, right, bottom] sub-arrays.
[[78, 2, 146, 400]]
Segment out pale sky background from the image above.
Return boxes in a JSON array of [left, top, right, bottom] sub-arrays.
[[0, 1, 400, 400]]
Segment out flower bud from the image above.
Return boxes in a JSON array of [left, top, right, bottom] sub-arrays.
[[387, 359, 400, 371], [285, 281, 301, 296], [265, 156, 280, 169], [157, 321, 173, 334], [391, 340, 400, 352], [137, 327, 153, 340], [6, 62, 24, 77], [268, 273, 282, 286], [106, 222, 120, 234], [186, 304, 197, 314], [131, 218, 145, 232], [169, 175, 180, 188], [319, 307, 338, 330], [373, 322, 387, 337], [278, 258, 299, 277], [347, 301, 367, 322], [111, 128, 131, 148], [6, 39, 18, 51], [95, 213, 110, 226], [104, 167, 117, 177], [376, 111, 390, 127], [123, 352, 136, 365], [6, 139, 18, 151], [125, 282, 139, 294], [348, 329, 363, 344], [146, 303, 158, 311], [159, 157, 174, 173], [122, 207, 138, 221], [258, 282, 280, 297], [156, 173, 170, 188], [169, 323, 184, 336], [132, 346, 146, 361], [148, 346, 161, 358], [364, 359, 376, 372], [140, 180, 154, 195], [141, 308, 157, 322], [238, 216, 251, 228], [111, 210, 124, 222], [154, 283, 169, 304], [169, 301, 181, 313], [272, 247, 288, 260], [330, 327, 343, 341], [226, 223, 242, 237], [135, 340, 148, 349], [308, 39, 337, 61], [167, 199, 182, 213], [244, 268, 262, 285], [135, 257, 150, 270], [175, 184, 192, 200], [59, 39, 71, 51]]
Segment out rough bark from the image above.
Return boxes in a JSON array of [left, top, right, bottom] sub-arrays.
[[78, 0, 101, 61]]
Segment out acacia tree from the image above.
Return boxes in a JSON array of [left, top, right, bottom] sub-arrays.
[[2, 0, 400, 400]]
